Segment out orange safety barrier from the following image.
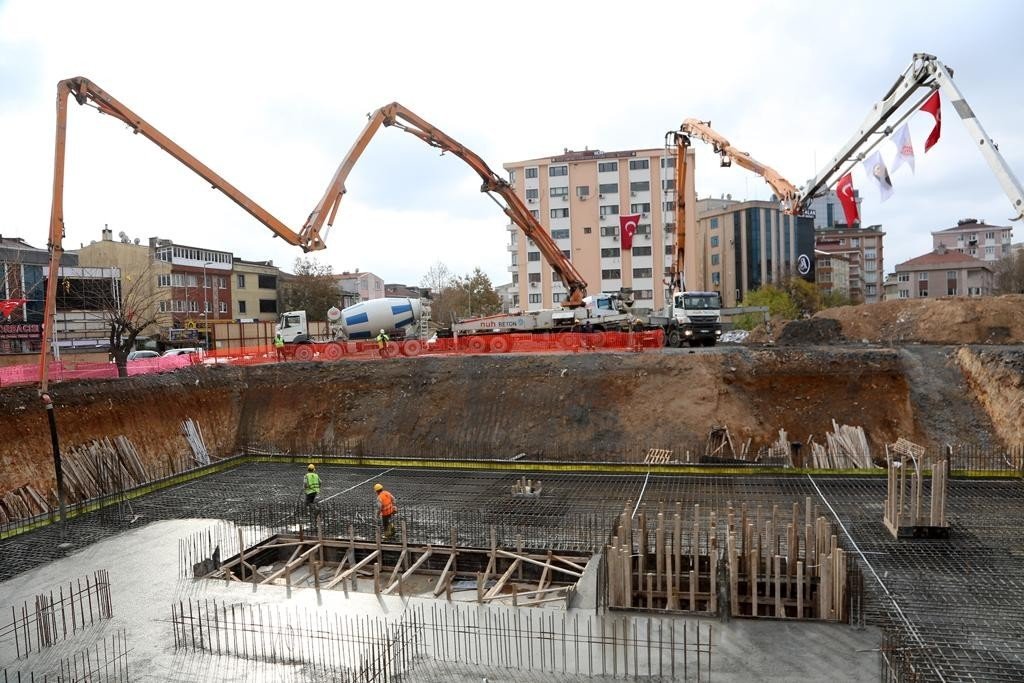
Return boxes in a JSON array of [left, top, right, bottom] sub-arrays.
[[0, 331, 665, 387]]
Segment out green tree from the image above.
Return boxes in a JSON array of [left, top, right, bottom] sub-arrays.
[[780, 276, 823, 317], [453, 268, 502, 317], [733, 284, 797, 330], [280, 257, 338, 321], [419, 264, 500, 324]]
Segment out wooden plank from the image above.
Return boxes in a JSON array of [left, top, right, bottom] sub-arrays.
[[483, 558, 522, 601], [324, 550, 380, 589], [433, 552, 457, 597], [384, 549, 432, 595], [494, 549, 582, 578]]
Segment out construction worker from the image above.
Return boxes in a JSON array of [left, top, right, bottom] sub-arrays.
[[376, 328, 390, 359], [303, 464, 321, 506], [374, 483, 397, 539], [274, 333, 286, 361]]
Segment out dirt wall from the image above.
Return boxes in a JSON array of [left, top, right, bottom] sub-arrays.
[[956, 347, 1024, 452]]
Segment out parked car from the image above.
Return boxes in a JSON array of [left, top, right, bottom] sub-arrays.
[[127, 350, 160, 361], [161, 347, 200, 357]]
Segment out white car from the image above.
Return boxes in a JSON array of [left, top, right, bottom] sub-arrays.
[[127, 350, 160, 361], [162, 347, 201, 357]]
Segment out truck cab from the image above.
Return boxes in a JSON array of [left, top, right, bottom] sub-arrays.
[[650, 291, 722, 347], [277, 311, 310, 343]]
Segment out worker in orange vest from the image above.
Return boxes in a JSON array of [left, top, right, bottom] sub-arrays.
[[374, 483, 397, 539]]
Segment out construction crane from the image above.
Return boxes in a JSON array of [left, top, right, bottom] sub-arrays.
[[798, 53, 1024, 221], [665, 119, 800, 294], [305, 102, 588, 307]]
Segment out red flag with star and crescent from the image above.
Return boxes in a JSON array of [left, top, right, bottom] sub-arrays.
[[0, 299, 26, 318], [619, 214, 640, 249], [836, 173, 859, 226], [920, 91, 941, 152]]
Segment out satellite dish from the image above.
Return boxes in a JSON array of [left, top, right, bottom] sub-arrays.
[[133, 238, 141, 245]]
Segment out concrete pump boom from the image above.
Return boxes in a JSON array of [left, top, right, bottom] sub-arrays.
[[797, 53, 1024, 221], [308, 102, 589, 309]]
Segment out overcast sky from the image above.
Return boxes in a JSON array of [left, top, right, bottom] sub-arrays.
[[1, 0, 1021, 289]]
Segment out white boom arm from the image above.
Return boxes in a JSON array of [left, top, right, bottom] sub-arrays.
[[799, 53, 1024, 221]]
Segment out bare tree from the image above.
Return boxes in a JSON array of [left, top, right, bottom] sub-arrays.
[[280, 257, 338, 320], [994, 251, 1024, 293]]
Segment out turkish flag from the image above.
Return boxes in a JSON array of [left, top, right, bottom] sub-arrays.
[[836, 173, 859, 226], [0, 299, 26, 318], [619, 214, 640, 249], [920, 91, 941, 152]]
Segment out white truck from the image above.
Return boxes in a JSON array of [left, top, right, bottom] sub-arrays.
[[647, 291, 722, 347]]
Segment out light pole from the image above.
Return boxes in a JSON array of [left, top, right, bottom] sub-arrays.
[[202, 262, 215, 348]]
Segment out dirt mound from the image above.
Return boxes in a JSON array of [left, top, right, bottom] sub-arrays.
[[777, 318, 844, 345]]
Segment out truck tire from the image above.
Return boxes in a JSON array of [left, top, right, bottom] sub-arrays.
[[667, 329, 682, 348], [467, 336, 487, 354], [489, 336, 511, 353], [323, 343, 344, 361], [294, 345, 314, 362], [590, 331, 606, 348], [401, 340, 423, 357]]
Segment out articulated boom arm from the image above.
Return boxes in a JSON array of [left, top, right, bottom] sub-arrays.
[[680, 119, 801, 211], [40, 77, 327, 391], [310, 102, 588, 307], [799, 53, 1024, 220]]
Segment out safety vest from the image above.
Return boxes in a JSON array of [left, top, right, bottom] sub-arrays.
[[304, 472, 320, 494], [377, 490, 396, 516], [274, 335, 285, 348], [376, 332, 390, 348]]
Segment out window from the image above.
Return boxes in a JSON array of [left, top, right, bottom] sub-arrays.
[[561, 250, 570, 259], [217, 276, 227, 289], [549, 165, 568, 177], [635, 223, 650, 235], [665, 245, 673, 255], [512, 294, 519, 307], [985, 246, 995, 257], [985, 231, 995, 240], [600, 226, 618, 237], [550, 208, 569, 219], [598, 183, 618, 195], [599, 205, 619, 217], [947, 286, 958, 296], [710, 218, 719, 229], [633, 289, 654, 300], [528, 273, 541, 283], [218, 301, 227, 313], [528, 293, 542, 304], [633, 268, 653, 278], [598, 161, 617, 173], [852, 238, 860, 247], [525, 167, 538, 179], [601, 269, 621, 279], [630, 203, 651, 214], [171, 273, 185, 287], [527, 251, 541, 262], [947, 270, 957, 279], [553, 293, 562, 304], [510, 253, 518, 266], [866, 285, 876, 295], [632, 246, 652, 256], [920, 289, 929, 297], [576, 185, 590, 198], [898, 289, 909, 299], [551, 229, 570, 240], [662, 179, 675, 191], [236, 274, 246, 288], [660, 157, 675, 168], [530, 210, 540, 219], [258, 299, 276, 313], [711, 272, 721, 286], [508, 169, 516, 183], [257, 274, 277, 289], [601, 248, 621, 258], [710, 236, 719, 248], [512, 273, 519, 285], [711, 254, 720, 266], [550, 186, 569, 198], [630, 181, 650, 193], [204, 300, 212, 313], [189, 300, 199, 313], [629, 159, 649, 170], [158, 300, 168, 312], [663, 201, 676, 212], [157, 274, 171, 287], [918, 272, 929, 281], [583, 227, 592, 234], [897, 273, 910, 282], [526, 188, 539, 200]]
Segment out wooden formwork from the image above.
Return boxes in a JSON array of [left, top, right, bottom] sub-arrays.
[[884, 439, 949, 539]]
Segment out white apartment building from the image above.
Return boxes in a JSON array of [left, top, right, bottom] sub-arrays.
[[932, 218, 1013, 262]]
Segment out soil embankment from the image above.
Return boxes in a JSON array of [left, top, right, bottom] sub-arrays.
[[0, 346, 1006, 502], [956, 347, 1024, 453]]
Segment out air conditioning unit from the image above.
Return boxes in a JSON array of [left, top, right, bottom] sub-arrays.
[[528, 198, 535, 203], [562, 195, 569, 201], [530, 282, 538, 288], [612, 235, 619, 242], [642, 212, 649, 218], [630, 191, 637, 197], [644, 233, 651, 240], [598, 194, 605, 198]]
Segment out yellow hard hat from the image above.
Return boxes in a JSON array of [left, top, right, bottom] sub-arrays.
[[373, 483, 384, 492], [307, 464, 315, 471]]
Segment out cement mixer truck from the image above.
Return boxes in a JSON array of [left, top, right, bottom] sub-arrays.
[[276, 297, 424, 360]]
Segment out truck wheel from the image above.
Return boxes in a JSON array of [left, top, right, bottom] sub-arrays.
[[401, 340, 423, 357], [467, 336, 487, 354], [294, 345, 314, 362], [489, 336, 510, 353], [323, 343, 344, 361], [590, 331, 606, 348], [667, 329, 682, 348]]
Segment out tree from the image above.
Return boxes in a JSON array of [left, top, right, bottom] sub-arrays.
[[55, 262, 165, 378], [452, 268, 502, 318], [280, 257, 338, 321], [780, 276, 823, 318], [993, 250, 1024, 293], [418, 263, 500, 325]]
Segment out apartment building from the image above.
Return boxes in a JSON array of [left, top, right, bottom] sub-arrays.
[[694, 200, 817, 308], [815, 248, 851, 299], [337, 271, 385, 301], [805, 189, 863, 230], [504, 148, 677, 315], [0, 236, 78, 355], [932, 218, 1013, 262], [814, 225, 886, 303], [151, 238, 233, 332], [892, 246, 995, 299], [232, 258, 281, 322]]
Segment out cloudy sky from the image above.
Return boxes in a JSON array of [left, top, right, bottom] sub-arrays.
[[1, 0, 1021, 288]]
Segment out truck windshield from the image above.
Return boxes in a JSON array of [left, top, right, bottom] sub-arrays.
[[280, 315, 301, 328], [680, 294, 721, 310]]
